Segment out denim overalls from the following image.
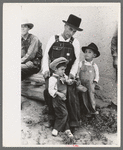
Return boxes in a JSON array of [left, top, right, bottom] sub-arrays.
[[48, 35, 76, 75], [79, 61, 96, 115]]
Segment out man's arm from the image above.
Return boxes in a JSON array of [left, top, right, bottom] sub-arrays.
[[69, 39, 81, 78], [42, 35, 55, 75], [21, 36, 39, 64]]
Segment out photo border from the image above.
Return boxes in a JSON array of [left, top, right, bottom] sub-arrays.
[[1, 0, 122, 149]]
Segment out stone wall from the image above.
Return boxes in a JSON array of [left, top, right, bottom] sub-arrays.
[[21, 3, 120, 104]]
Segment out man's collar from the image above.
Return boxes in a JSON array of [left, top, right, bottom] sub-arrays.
[[21, 33, 29, 40], [60, 33, 71, 41]]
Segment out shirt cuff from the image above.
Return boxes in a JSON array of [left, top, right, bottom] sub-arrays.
[[94, 79, 98, 83]]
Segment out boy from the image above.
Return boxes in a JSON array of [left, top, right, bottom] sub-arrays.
[[48, 57, 73, 137], [78, 43, 100, 116]]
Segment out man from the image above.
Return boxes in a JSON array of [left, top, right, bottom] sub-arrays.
[[111, 28, 118, 82], [42, 14, 83, 131], [21, 18, 42, 81]]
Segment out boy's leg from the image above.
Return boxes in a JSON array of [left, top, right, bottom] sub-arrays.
[[88, 83, 96, 110], [44, 88, 55, 127], [52, 96, 69, 132]]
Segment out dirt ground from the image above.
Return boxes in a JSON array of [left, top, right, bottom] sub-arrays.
[[21, 96, 118, 146]]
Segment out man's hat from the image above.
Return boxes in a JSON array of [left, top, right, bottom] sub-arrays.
[[50, 57, 68, 71], [21, 18, 34, 29], [62, 14, 83, 31], [82, 43, 100, 57]]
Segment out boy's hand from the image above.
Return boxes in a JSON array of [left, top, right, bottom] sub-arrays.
[[56, 92, 66, 100]]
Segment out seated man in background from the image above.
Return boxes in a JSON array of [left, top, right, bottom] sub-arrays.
[[21, 18, 42, 81], [111, 27, 118, 82]]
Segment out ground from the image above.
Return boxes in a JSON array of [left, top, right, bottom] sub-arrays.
[[21, 96, 118, 146]]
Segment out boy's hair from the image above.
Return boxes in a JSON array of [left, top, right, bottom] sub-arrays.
[[56, 62, 67, 69]]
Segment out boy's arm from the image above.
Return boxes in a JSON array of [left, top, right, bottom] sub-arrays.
[[48, 76, 66, 100], [93, 63, 99, 83], [48, 77, 57, 98]]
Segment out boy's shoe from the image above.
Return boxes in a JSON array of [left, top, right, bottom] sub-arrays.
[[52, 129, 58, 136], [65, 129, 73, 138], [76, 84, 87, 92], [94, 111, 99, 115]]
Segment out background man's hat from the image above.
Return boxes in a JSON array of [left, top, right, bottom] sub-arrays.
[[62, 14, 83, 31], [82, 43, 100, 57], [21, 18, 34, 29], [50, 57, 68, 71]]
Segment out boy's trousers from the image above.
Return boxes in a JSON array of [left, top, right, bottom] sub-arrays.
[[52, 96, 69, 132]]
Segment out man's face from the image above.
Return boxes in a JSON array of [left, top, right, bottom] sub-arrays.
[[21, 24, 30, 36], [63, 24, 77, 40]]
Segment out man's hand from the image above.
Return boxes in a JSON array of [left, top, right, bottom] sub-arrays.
[[43, 71, 50, 79], [69, 73, 75, 80], [56, 92, 66, 100], [66, 79, 74, 85]]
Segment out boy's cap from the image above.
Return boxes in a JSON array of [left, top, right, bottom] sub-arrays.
[[50, 57, 68, 71], [82, 43, 100, 57]]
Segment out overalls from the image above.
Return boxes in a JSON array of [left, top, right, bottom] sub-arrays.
[[44, 35, 80, 128], [52, 75, 69, 132], [21, 34, 42, 80], [79, 61, 96, 115]]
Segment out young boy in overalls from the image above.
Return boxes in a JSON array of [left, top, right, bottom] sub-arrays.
[[48, 57, 74, 137], [78, 43, 100, 116]]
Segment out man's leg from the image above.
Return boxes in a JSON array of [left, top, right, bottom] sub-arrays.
[[66, 83, 80, 128], [21, 64, 39, 81]]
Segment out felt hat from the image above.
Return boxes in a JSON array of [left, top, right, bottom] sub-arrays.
[[62, 14, 83, 31], [50, 57, 68, 71], [21, 18, 34, 29], [82, 43, 100, 57]]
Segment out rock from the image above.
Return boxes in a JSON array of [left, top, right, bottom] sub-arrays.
[[21, 83, 45, 101]]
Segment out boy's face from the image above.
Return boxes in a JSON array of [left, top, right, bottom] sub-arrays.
[[55, 66, 66, 77], [21, 24, 30, 36], [63, 24, 77, 40], [84, 49, 96, 61]]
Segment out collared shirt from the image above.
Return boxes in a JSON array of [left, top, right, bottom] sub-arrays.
[[21, 34, 42, 64], [48, 73, 68, 98], [79, 60, 99, 83], [42, 34, 81, 77]]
